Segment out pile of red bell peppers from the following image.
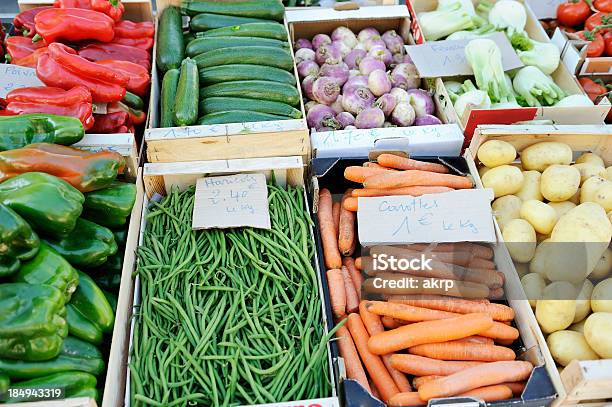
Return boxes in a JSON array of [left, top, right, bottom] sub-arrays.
[[2, 0, 153, 134]]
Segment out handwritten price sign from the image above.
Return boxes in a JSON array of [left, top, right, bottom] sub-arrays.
[[0, 64, 44, 98]]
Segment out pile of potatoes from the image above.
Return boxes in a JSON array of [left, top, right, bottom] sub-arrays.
[[477, 139, 612, 369]]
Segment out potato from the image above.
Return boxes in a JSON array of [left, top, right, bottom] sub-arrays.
[[547, 330, 599, 366], [591, 278, 612, 313], [481, 165, 524, 198], [536, 233, 550, 243], [477, 140, 517, 168], [503, 219, 537, 263], [479, 166, 491, 178], [569, 319, 586, 333], [515, 261, 530, 278], [584, 312, 612, 358], [492, 195, 522, 231], [529, 239, 553, 276], [569, 188, 581, 204], [536, 281, 577, 333], [576, 152, 605, 167], [521, 272, 546, 307], [520, 200, 558, 235], [593, 182, 612, 212], [590, 247, 612, 280], [574, 280, 593, 323], [521, 142, 573, 172], [609, 210, 612, 224], [516, 171, 543, 202], [541, 165, 581, 202], [548, 201, 576, 220], [606, 166, 612, 180], [580, 176, 610, 203], [572, 163, 605, 184]]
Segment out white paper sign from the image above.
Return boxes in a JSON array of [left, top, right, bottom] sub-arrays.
[[526, 0, 564, 19], [0, 64, 44, 98], [357, 189, 496, 246], [192, 173, 271, 230]]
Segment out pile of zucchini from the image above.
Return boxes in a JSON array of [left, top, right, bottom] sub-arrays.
[[156, 0, 303, 128]]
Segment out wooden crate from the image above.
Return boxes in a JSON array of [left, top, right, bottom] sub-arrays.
[[466, 124, 612, 407]]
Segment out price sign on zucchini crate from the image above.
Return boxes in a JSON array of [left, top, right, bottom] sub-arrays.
[[192, 173, 271, 230], [357, 189, 496, 246]]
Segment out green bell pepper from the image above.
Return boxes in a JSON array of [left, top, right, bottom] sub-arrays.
[[0, 114, 84, 152], [3, 372, 97, 403], [83, 182, 137, 229], [0, 283, 67, 362], [69, 271, 115, 334], [0, 337, 104, 380], [0, 372, 8, 395], [14, 243, 79, 302], [66, 305, 103, 345], [102, 290, 118, 313], [43, 219, 117, 268], [90, 250, 123, 292], [0, 173, 84, 238], [0, 203, 40, 278], [113, 229, 127, 248]]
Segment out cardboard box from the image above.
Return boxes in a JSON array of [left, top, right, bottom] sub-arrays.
[[124, 156, 338, 407], [551, 28, 612, 77], [286, 5, 465, 159], [466, 124, 612, 407], [406, 0, 611, 143]]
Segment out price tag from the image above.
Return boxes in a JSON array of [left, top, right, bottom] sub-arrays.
[[357, 189, 496, 246], [526, 0, 564, 19], [0, 64, 44, 98], [192, 173, 271, 230]]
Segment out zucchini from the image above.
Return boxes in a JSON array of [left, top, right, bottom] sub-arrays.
[[198, 110, 290, 125], [173, 58, 199, 126], [200, 97, 302, 119], [200, 23, 288, 41], [156, 6, 184, 73], [186, 36, 287, 57], [160, 68, 180, 128], [194, 46, 293, 71], [189, 13, 272, 31], [183, 32, 196, 44], [181, 0, 285, 21], [199, 64, 296, 86], [199, 80, 300, 106], [122, 91, 144, 111]]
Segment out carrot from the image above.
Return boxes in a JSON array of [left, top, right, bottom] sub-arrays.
[[367, 313, 494, 355], [387, 392, 426, 407], [343, 197, 358, 212], [363, 170, 473, 190], [366, 301, 457, 322], [413, 375, 443, 390], [453, 336, 494, 345], [369, 379, 380, 399], [489, 287, 505, 299], [370, 246, 474, 267], [342, 266, 360, 314], [406, 243, 493, 260], [377, 154, 450, 174], [344, 166, 393, 183], [390, 354, 483, 376], [327, 269, 346, 319], [468, 256, 496, 270], [388, 294, 515, 321], [381, 316, 404, 330], [338, 190, 356, 256], [332, 201, 341, 238], [359, 302, 412, 392], [503, 381, 525, 396], [418, 361, 533, 400], [351, 186, 454, 198], [479, 322, 519, 342], [458, 384, 513, 401], [364, 162, 386, 169], [364, 273, 490, 299], [347, 313, 400, 402], [408, 342, 516, 362], [343, 257, 363, 301], [318, 189, 342, 269], [336, 324, 370, 392]]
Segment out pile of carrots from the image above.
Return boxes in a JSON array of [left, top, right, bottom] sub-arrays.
[[316, 154, 533, 406]]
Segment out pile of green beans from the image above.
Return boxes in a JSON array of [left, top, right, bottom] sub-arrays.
[[130, 184, 337, 406]]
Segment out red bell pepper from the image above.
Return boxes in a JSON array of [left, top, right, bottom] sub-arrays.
[[53, 0, 91, 7], [49, 43, 129, 86], [111, 37, 154, 51], [11, 47, 48, 68], [34, 8, 115, 44], [114, 20, 154, 39], [88, 111, 129, 133], [5, 36, 46, 62], [78, 43, 151, 70], [96, 60, 150, 96], [4, 86, 95, 130], [54, 0, 124, 22], [108, 101, 146, 125], [37, 46, 127, 103], [13, 7, 52, 37]]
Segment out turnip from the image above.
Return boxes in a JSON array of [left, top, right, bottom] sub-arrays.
[[331, 26, 358, 49], [336, 111, 355, 128], [364, 38, 386, 51], [302, 75, 316, 100], [406, 88, 434, 117], [304, 100, 317, 113], [349, 69, 361, 78], [345, 125, 357, 130], [382, 30, 405, 54], [391, 63, 420, 89], [307, 104, 340, 130], [383, 121, 397, 128], [414, 114, 442, 126], [330, 95, 344, 114], [320, 62, 349, 86], [342, 86, 375, 115], [315, 43, 342, 65], [343, 75, 368, 94], [392, 53, 404, 66], [355, 107, 385, 129], [390, 87, 410, 104], [368, 45, 392, 66], [353, 43, 366, 51], [332, 40, 352, 58], [312, 77, 341, 105], [368, 69, 392, 97], [297, 60, 319, 79], [345, 49, 367, 70], [391, 102, 416, 126], [357, 27, 381, 43], [374, 93, 397, 117], [295, 48, 316, 65], [312, 33, 331, 49], [359, 56, 385, 76], [295, 38, 313, 50]]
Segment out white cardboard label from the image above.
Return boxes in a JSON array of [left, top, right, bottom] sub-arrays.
[[357, 189, 496, 246], [243, 397, 339, 407], [526, 0, 564, 19], [145, 119, 305, 140], [0, 64, 44, 98], [405, 32, 523, 78], [192, 173, 271, 230]]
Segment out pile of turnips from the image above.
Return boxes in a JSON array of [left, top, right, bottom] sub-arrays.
[[294, 27, 442, 131]]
